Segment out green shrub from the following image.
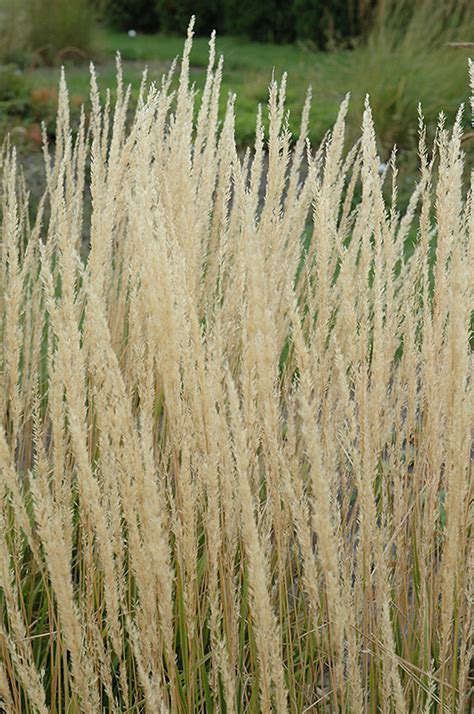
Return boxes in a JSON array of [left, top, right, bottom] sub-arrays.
[[27, 0, 97, 65], [221, 0, 294, 43], [98, 0, 379, 45], [100, 1, 470, 50], [156, 0, 225, 36], [102, 0, 160, 32], [293, 0, 352, 48], [221, 0, 378, 45], [0, 0, 28, 63], [0, 64, 29, 114], [0, 0, 97, 65]]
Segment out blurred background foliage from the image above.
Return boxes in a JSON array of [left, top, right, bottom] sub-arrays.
[[101, 0, 385, 46], [0, 0, 472, 208], [1, 0, 472, 63], [100, 0, 473, 47]]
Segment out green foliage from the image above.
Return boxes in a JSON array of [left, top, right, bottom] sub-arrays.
[[155, 0, 225, 35], [27, 0, 98, 64], [100, 0, 377, 47], [0, 0, 29, 63], [223, 0, 294, 43], [102, 0, 160, 32], [293, 0, 372, 48], [335, 0, 474, 152], [0, 0, 98, 66], [0, 65, 29, 114]]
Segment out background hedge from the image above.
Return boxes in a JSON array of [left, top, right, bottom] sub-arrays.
[[102, 0, 378, 47]]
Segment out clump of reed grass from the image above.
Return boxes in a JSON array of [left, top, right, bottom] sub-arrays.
[[337, 0, 474, 153], [0, 20, 472, 713]]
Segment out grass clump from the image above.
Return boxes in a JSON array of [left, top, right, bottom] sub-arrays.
[[338, 0, 474, 152], [0, 22, 472, 713], [0, 0, 97, 66]]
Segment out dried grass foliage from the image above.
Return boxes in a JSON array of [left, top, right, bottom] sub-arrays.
[[0, 24, 472, 713]]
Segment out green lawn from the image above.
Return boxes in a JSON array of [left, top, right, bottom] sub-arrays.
[[4, 28, 345, 147], [101, 30, 346, 144]]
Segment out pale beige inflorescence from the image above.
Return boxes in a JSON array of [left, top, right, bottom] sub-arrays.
[[0, 20, 472, 714]]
